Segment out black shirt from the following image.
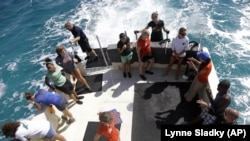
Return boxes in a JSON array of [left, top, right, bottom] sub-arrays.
[[147, 20, 164, 42], [117, 37, 132, 56], [71, 25, 88, 45]]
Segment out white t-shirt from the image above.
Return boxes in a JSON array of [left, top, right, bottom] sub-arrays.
[[15, 120, 50, 141], [171, 36, 189, 57]]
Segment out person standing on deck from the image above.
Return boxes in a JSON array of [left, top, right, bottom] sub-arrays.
[[1, 120, 67, 141], [165, 27, 189, 80], [65, 21, 98, 62], [134, 11, 169, 42], [117, 33, 133, 78], [55, 45, 92, 92], [44, 57, 84, 105], [184, 51, 212, 102], [136, 29, 155, 80], [25, 89, 75, 124]]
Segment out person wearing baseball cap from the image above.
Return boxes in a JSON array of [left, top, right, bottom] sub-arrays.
[[184, 51, 212, 102]]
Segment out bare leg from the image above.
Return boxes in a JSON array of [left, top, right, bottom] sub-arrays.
[[91, 50, 97, 56], [175, 57, 184, 80], [165, 56, 176, 75], [139, 61, 144, 75], [62, 108, 74, 120], [71, 68, 90, 89], [127, 60, 131, 73], [146, 58, 154, 71], [52, 133, 67, 141]]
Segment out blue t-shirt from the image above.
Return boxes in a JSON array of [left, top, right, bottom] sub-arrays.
[[34, 89, 64, 106]]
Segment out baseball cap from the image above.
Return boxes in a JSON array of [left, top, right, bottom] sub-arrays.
[[196, 51, 210, 61]]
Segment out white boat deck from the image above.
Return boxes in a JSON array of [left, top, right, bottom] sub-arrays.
[[31, 47, 219, 141]]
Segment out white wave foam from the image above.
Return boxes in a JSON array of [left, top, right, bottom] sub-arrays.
[[7, 62, 18, 71], [0, 80, 6, 98]]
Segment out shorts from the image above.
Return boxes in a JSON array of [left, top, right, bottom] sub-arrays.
[[141, 53, 154, 62], [79, 41, 92, 53], [44, 124, 56, 139], [55, 79, 74, 95], [121, 52, 133, 63], [55, 97, 67, 111], [200, 108, 217, 125]]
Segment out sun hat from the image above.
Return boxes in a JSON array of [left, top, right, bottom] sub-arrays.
[[196, 51, 210, 60]]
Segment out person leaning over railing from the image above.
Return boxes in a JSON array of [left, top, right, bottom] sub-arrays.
[[44, 57, 84, 105]]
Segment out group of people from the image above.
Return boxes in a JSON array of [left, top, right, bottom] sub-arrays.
[[1, 11, 240, 141], [117, 11, 190, 81], [1, 21, 104, 141]]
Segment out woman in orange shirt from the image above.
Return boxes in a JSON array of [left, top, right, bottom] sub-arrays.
[[94, 111, 120, 141], [136, 29, 155, 80], [184, 51, 212, 102]]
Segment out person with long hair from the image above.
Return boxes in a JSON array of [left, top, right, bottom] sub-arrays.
[[55, 45, 91, 92], [44, 57, 83, 104], [165, 27, 189, 80], [136, 29, 155, 80], [135, 11, 169, 42], [117, 33, 133, 78], [1, 120, 66, 141], [184, 51, 212, 102]]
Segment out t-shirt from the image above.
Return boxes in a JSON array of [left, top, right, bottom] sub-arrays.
[[34, 89, 64, 107], [197, 61, 212, 83], [71, 25, 88, 45], [171, 36, 189, 57], [97, 122, 119, 141], [15, 120, 50, 141], [46, 64, 66, 87], [147, 20, 164, 42], [137, 37, 151, 57], [55, 51, 77, 74], [117, 37, 132, 56]]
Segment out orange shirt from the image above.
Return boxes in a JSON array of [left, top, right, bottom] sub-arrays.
[[137, 37, 151, 57], [97, 122, 119, 141], [197, 61, 212, 83]]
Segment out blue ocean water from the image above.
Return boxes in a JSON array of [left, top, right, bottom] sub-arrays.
[[0, 0, 250, 140]]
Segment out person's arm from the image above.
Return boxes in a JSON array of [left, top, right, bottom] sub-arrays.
[[117, 44, 126, 54], [93, 133, 101, 141], [70, 36, 80, 44], [45, 76, 56, 92]]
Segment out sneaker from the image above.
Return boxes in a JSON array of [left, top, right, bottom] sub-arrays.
[[61, 115, 68, 120], [123, 72, 127, 78], [77, 96, 84, 99], [182, 75, 188, 80], [76, 100, 83, 104], [85, 56, 90, 60], [140, 75, 146, 80], [145, 70, 154, 75], [127, 72, 132, 78], [67, 118, 75, 124]]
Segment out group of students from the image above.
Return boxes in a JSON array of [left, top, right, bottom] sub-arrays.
[[117, 11, 190, 81], [1, 11, 240, 141], [116, 11, 240, 125], [1, 21, 120, 141]]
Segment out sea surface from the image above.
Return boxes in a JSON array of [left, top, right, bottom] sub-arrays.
[[0, 0, 250, 140]]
